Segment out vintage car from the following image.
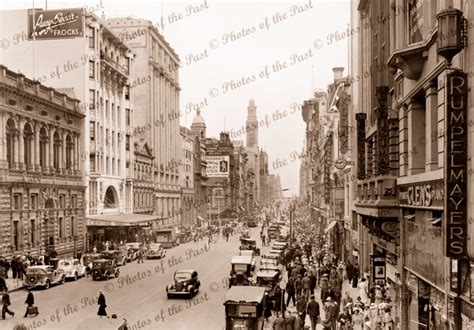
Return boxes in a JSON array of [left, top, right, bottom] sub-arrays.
[[122, 242, 143, 261], [77, 317, 128, 330], [239, 250, 256, 272], [239, 238, 260, 256], [91, 259, 120, 280], [229, 256, 253, 288], [240, 230, 251, 239], [57, 259, 86, 281], [146, 243, 166, 259], [166, 269, 200, 299], [246, 220, 258, 228], [272, 241, 287, 250], [256, 270, 280, 291], [24, 265, 65, 289], [80, 253, 102, 268], [224, 286, 267, 330], [101, 250, 127, 266]]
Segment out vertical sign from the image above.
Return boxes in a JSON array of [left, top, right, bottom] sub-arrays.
[[356, 113, 366, 179], [371, 255, 386, 286], [376, 86, 390, 175], [445, 70, 468, 259]]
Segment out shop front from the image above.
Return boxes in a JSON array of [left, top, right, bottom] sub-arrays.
[[399, 179, 450, 329], [86, 214, 160, 252]]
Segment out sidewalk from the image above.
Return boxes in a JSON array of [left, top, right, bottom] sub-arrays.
[[3, 269, 26, 292]]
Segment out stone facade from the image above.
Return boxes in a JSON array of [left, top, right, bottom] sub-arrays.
[[0, 66, 85, 258]]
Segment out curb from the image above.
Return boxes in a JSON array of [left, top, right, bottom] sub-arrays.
[[9, 285, 26, 293]]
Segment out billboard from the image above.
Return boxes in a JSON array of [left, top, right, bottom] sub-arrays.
[[28, 9, 84, 40], [206, 156, 229, 178]]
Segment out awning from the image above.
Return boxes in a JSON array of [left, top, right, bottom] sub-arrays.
[[197, 216, 205, 221], [87, 213, 160, 227], [324, 220, 338, 233]]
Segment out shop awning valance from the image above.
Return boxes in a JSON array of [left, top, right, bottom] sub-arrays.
[[86, 213, 160, 227]]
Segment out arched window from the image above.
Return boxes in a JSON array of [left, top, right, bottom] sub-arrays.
[[53, 131, 61, 170], [39, 128, 48, 168], [6, 119, 16, 168], [23, 123, 33, 166], [104, 186, 117, 208], [66, 135, 73, 169]]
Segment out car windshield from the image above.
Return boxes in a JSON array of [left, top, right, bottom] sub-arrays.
[[26, 268, 46, 275], [59, 261, 70, 266], [149, 244, 161, 250], [93, 262, 105, 267], [234, 264, 248, 273], [175, 272, 192, 281]]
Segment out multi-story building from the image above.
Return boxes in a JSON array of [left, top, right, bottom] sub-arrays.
[[0, 66, 85, 258], [0, 8, 159, 250], [107, 17, 182, 229], [180, 126, 195, 228], [205, 132, 236, 221], [191, 110, 208, 225], [245, 99, 261, 209], [351, 0, 474, 327], [133, 142, 154, 215]]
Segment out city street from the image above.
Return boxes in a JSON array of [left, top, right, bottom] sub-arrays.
[[3, 227, 259, 330]]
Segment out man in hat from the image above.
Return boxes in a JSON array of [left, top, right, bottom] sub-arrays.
[[296, 294, 307, 328], [24, 289, 35, 317], [324, 296, 337, 330], [306, 295, 320, 330]]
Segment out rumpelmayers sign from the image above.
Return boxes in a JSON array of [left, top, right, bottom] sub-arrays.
[[399, 180, 444, 208], [445, 70, 468, 259], [28, 9, 84, 40]]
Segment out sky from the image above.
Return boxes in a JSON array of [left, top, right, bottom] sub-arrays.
[[1, 0, 350, 197]]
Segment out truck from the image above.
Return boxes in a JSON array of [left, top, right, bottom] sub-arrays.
[[155, 228, 178, 248]]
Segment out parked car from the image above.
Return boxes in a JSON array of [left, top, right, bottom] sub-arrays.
[[24, 265, 65, 289], [57, 259, 86, 281], [122, 243, 143, 262], [146, 243, 166, 259], [101, 250, 127, 266], [239, 238, 260, 256], [166, 270, 200, 299], [91, 259, 120, 280]]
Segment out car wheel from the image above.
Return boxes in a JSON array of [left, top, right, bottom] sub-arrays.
[[74, 272, 78, 281], [167, 293, 172, 299], [60, 276, 65, 284], [44, 280, 50, 290], [189, 289, 194, 298]]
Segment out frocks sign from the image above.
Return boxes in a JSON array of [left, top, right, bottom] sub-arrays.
[[28, 9, 84, 40]]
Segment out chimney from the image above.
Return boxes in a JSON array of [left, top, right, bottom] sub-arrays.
[[332, 67, 345, 81]]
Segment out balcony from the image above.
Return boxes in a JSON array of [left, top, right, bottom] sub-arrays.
[[100, 52, 128, 79]]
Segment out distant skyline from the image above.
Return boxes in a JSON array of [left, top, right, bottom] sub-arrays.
[[1, 0, 350, 196]]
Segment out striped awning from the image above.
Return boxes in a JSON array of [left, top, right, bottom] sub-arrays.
[[86, 213, 159, 227]]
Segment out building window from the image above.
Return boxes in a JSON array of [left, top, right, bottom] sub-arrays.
[[30, 219, 36, 247], [6, 119, 16, 168], [89, 89, 95, 109], [30, 194, 37, 209], [59, 194, 65, 208], [125, 86, 130, 100], [117, 106, 121, 126], [90, 154, 96, 172], [408, 0, 424, 44], [23, 123, 33, 166], [53, 131, 61, 170], [39, 127, 48, 168], [90, 122, 95, 141], [13, 221, 19, 251], [89, 60, 95, 79], [71, 195, 77, 208], [88, 27, 95, 48], [13, 193, 22, 210], [126, 135, 130, 151], [126, 109, 131, 126], [71, 216, 75, 236], [59, 217, 63, 239], [66, 135, 73, 169]]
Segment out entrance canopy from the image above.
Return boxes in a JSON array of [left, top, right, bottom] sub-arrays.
[[324, 220, 338, 233], [87, 214, 159, 227]]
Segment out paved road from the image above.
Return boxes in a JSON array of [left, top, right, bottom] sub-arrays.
[[2, 226, 257, 330]]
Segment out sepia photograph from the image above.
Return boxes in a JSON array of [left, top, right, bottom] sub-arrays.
[[0, 0, 473, 329]]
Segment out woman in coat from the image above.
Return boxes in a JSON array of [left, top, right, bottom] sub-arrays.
[[97, 290, 107, 317]]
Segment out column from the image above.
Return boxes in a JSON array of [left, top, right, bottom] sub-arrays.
[[72, 134, 77, 173], [18, 119, 24, 171], [407, 99, 425, 175], [424, 82, 438, 171], [61, 130, 67, 175], [34, 125, 40, 171], [0, 112, 5, 166]]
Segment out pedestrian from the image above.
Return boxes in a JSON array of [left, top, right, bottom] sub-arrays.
[[306, 295, 320, 330], [264, 292, 273, 321], [295, 274, 303, 299], [296, 294, 307, 328], [1, 290, 14, 319], [309, 270, 317, 295], [352, 264, 360, 288], [337, 307, 352, 330], [302, 272, 311, 298], [0, 277, 7, 293], [273, 312, 285, 330], [23, 290, 36, 317], [341, 291, 353, 313], [323, 296, 337, 330], [352, 308, 364, 330], [285, 310, 295, 330], [97, 290, 107, 318], [346, 261, 354, 284], [286, 275, 296, 307], [358, 278, 368, 305]]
